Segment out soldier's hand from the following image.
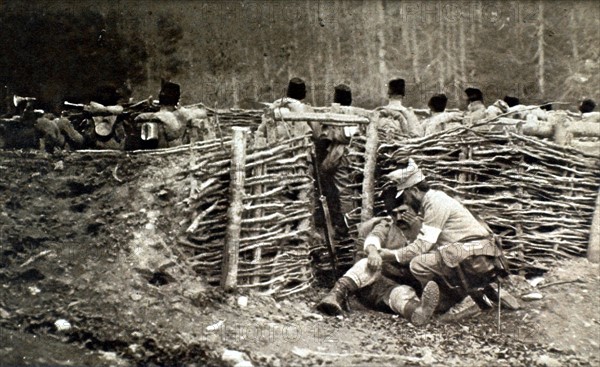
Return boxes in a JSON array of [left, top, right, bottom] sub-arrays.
[[401, 211, 420, 226], [367, 252, 382, 271], [378, 249, 397, 262]]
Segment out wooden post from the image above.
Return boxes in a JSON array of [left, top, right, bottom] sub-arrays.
[[262, 108, 278, 145], [251, 134, 267, 284], [551, 112, 572, 146], [588, 188, 600, 263], [515, 136, 526, 274], [361, 112, 379, 223], [221, 126, 249, 291], [458, 146, 468, 184]]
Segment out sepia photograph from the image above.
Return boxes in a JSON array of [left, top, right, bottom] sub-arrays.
[[0, 1, 599, 366]]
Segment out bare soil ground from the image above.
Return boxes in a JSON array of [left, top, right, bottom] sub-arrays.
[[0, 149, 598, 367]]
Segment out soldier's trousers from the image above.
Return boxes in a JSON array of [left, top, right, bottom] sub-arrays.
[[344, 259, 419, 317]]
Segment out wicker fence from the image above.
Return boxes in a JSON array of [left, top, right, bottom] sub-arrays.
[[324, 126, 600, 274], [175, 130, 316, 298], [131, 108, 600, 292]]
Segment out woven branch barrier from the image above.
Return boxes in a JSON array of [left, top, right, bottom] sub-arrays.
[[176, 129, 315, 298], [326, 125, 600, 274]]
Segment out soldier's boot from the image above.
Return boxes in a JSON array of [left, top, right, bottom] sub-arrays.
[[403, 281, 440, 326], [316, 276, 358, 316]]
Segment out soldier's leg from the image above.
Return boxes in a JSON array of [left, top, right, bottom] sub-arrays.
[[317, 259, 380, 316], [409, 252, 446, 286], [375, 277, 439, 326], [409, 252, 459, 314]]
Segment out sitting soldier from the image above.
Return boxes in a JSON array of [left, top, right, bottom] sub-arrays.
[[377, 159, 516, 316], [316, 185, 440, 326]]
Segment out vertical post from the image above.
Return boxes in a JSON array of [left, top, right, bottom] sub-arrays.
[[361, 112, 379, 223], [251, 134, 267, 284], [552, 112, 571, 146], [262, 107, 278, 145], [588, 188, 600, 263], [458, 146, 468, 183], [221, 126, 249, 291]]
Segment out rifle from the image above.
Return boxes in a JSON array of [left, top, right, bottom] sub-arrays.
[[311, 149, 339, 275]]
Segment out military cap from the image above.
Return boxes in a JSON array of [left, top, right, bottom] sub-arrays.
[[385, 158, 425, 198], [388, 78, 405, 97], [428, 94, 448, 113], [334, 84, 352, 106], [287, 77, 306, 100]]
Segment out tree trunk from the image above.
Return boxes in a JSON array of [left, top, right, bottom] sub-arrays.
[[569, 8, 579, 65], [438, 20, 445, 90], [458, 16, 467, 85], [537, 1, 545, 97], [409, 20, 420, 84], [376, 0, 388, 94], [309, 60, 317, 107]]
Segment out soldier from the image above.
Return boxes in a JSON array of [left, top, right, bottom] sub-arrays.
[[463, 87, 486, 126], [421, 94, 462, 135], [316, 184, 440, 326], [503, 96, 520, 108], [376, 159, 511, 315], [134, 81, 189, 149], [317, 84, 356, 238], [3, 96, 83, 152], [579, 99, 599, 123], [377, 78, 423, 137], [272, 77, 308, 113], [579, 99, 596, 113], [266, 77, 320, 140]]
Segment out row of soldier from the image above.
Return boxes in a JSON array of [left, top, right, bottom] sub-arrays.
[[266, 77, 598, 245], [0, 82, 208, 152], [268, 76, 598, 139], [2, 77, 596, 153]]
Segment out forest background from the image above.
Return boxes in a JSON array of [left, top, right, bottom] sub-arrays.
[[1, 0, 598, 113]]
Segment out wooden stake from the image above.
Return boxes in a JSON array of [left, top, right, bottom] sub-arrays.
[[251, 134, 267, 284], [551, 112, 572, 147], [588, 188, 600, 263], [221, 126, 249, 291], [361, 112, 379, 223]]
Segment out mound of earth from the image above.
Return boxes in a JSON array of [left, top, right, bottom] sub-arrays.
[[0, 150, 598, 367]]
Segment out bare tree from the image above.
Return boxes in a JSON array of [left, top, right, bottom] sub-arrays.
[[536, 1, 546, 97]]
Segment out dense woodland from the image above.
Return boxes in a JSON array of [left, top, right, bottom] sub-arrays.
[[1, 0, 599, 112]]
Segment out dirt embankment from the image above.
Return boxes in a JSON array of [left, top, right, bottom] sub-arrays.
[[1, 150, 598, 367]]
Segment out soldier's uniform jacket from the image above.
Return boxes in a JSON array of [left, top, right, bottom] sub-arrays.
[[377, 100, 423, 137], [265, 97, 318, 140], [464, 101, 486, 126], [582, 111, 600, 123], [421, 111, 463, 135], [136, 108, 191, 147], [367, 190, 502, 269], [359, 215, 420, 280], [506, 105, 548, 121]]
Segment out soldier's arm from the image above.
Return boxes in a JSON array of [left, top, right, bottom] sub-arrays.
[[381, 238, 435, 264], [382, 192, 449, 264], [400, 108, 424, 137]]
